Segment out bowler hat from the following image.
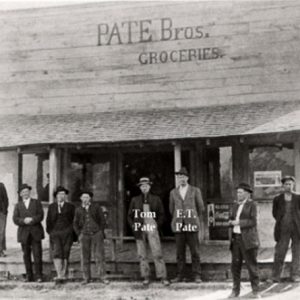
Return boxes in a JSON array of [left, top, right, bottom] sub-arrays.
[[175, 167, 189, 177], [18, 183, 32, 193], [281, 175, 295, 184], [137, 177, 152, 186], [79, 190, 94, 198], [53, 186, 69, 197], [236, 182, 253, 194]]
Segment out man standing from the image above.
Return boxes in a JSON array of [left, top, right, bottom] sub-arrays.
[[228, 183, 260, 298], [13, 184, 44, 282], [0, 182, 8, 257], [127, 177, 169, 286], [46, 186, 75, 283], [271, 175, 300, 282], [73, 191, 109, 285], [169, 167, 204, 283]]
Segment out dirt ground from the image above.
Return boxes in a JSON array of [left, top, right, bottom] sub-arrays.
[[0, 281, 232, 300]]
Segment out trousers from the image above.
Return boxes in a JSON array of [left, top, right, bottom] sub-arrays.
[[0, 212, 6, 252]]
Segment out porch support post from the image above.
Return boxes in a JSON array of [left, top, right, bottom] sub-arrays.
[[294, 140, 300, 193], [174, 143, 182, 187], [232, 139, 249, 190], [117, 151, 124, 243], [49, 147, 59, 203]]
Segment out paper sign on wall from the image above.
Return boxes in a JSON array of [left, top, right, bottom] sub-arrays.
[[254, 171, 282, 187]]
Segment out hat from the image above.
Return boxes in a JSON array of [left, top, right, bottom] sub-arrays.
[[18, 183, 32, 193], [236, 182, 253, 194], [79, 190, 94, 198], [53, 186, 69, 197], [175, 167, 189, 177], [281, 175, 295, 184], [137, 177, 152, 186]]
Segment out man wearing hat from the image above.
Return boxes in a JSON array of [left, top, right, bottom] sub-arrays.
[[228, 183, 260, 298], [46, 186, 75, 283], [271, 175, 300, 282], [73, 190, 109, 284], [13, 184, 44, 282], [0, 182, 9, 257], [169, 167, 204, 283], [127, 177, 169, 286]]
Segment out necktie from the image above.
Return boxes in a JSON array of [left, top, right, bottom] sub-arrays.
[[58, 203, 61, 214]]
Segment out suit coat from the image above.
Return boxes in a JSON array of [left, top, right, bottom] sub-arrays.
[[169, 184, 204, 233], [229, 199, 260, 250], [73, 202, 105, 236], [127, 193, 165, 239], [46, 201, 75, 234], [13, 198, 45, 244], [272, 193, 300, 242], [0, 182, 8, 215]]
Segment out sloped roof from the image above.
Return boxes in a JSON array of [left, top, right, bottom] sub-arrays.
[[1, 101, 300, 148]]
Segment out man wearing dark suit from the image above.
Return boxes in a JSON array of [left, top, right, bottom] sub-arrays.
[[73, 191, 109, 285], [271, 175, 300, 282], [169, 167, 204, 283], [46, 186, 75, 283], [13, 184, 44, 282], [0, 182, 9, 257], [228, 183, 260, 298], [127, 177, 169, 286]]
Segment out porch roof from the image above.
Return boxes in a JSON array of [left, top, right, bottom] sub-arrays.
[[1, 100, 300, 148]]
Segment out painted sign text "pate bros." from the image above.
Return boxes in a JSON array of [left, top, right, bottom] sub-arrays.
[[97, 17, 207, 45]]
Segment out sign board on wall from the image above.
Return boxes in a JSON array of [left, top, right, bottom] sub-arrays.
[[207, 203, 232, 240], [254, 171, 282, 187]]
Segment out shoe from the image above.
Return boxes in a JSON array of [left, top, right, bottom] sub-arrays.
[[161, 279, 170, 286], [193, 276, 202, 283], [171, 276, 185, 283], [249, 292, 261, 298], [266, 278, 279, 284], [227, 291, 239, 298], [81, 279, 90, 285], [290, 276, 300, 283], [36, 278, 43, 283], [0, 251, 6, 257], [142, 279, 150, 286], [24, 277, 34, 282], [99, 279, 110, 284]]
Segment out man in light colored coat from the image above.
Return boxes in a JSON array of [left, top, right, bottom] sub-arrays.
[[169, 167, 204, 283]]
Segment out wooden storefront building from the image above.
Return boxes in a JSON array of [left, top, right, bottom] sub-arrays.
[[1, 1, 300, 250]]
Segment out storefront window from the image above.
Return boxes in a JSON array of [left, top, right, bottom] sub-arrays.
[[22, 153, 49, 201], [249, 145, 294, 200]]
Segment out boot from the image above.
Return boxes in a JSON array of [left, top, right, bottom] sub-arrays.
[[53, 258, 63, 281]]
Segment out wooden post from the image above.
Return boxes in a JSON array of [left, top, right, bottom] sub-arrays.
[[294, 140, 300, 193], [49, 147, 59, 203], [61, 148, 70, 190], [174, 143, 182, 187], [232, 140, 249, 189], [117, 151, 124, 243]]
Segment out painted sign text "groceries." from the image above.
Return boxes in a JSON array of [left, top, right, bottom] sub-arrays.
[[97, 17, 224, 65]]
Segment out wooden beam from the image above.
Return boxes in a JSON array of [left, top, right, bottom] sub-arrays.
[[294, 140, 300, 193], [174, 143, 182, 187], [49, 147, 59, 203], [232, 141, 249, 188], [117, 151, 124, 242]]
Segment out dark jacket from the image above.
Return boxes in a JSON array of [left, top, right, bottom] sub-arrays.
[[229, 199, 260, 250], [73, 202, 105, 236], [169, 185, 204, 233], [13, 198, 45, 243], [46, 201, 75, 234], [0, 182, 9, 215], [127, 193, 165, 239], [272, 193, 300, 242]]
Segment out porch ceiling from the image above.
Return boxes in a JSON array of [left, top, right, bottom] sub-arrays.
[[1, 100, 300, 148]]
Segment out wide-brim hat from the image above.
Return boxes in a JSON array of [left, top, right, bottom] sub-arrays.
[[175, 167, 189, 177], [236, 182, 253, 194], [137, 177, 152, 186], [281, 175, 295, 184], [53, 186, 69, 197], [18, 183, 32, 193], [79, 190, 94, 198]]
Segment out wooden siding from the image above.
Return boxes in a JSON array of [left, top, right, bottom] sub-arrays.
[[1, 1, 300, 115]]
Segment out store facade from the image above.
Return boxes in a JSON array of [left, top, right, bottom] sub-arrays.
[[1, 1, 300, 248]]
